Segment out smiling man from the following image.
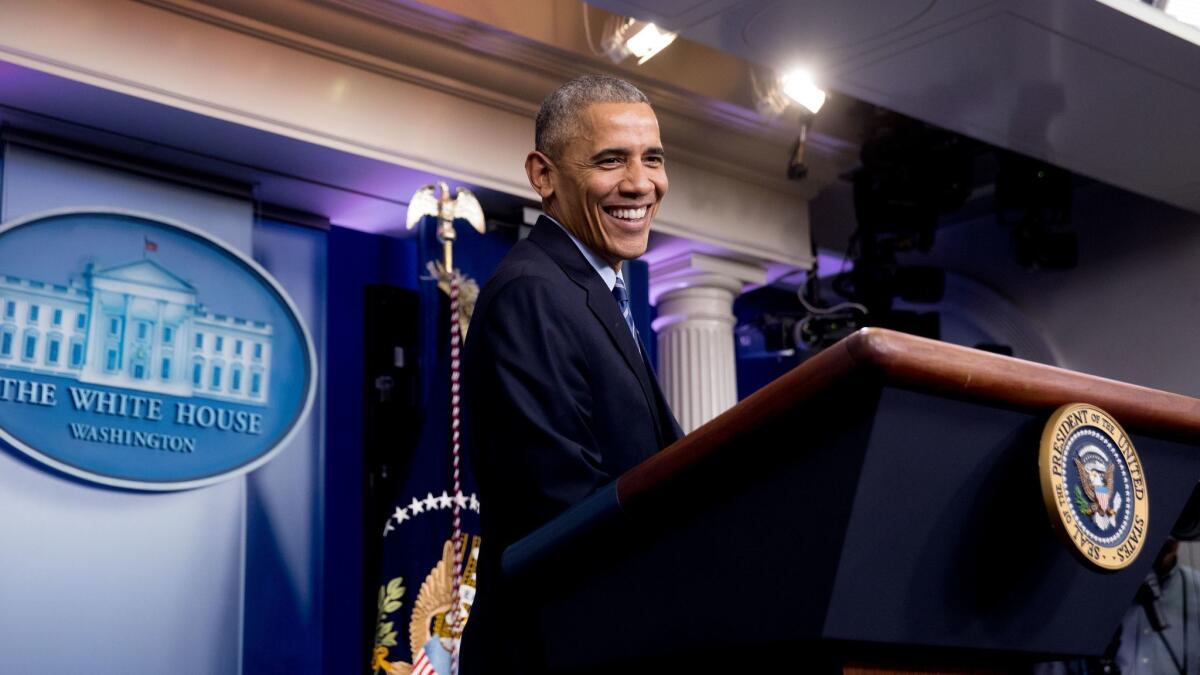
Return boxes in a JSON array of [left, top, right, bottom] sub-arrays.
[[461, 75, 683, 672]]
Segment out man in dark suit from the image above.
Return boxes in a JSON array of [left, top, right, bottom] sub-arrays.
[[461, 74, 683, 671]]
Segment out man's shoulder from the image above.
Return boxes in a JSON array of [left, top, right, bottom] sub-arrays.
[[478, 238, 578, 304], [470, 239, 584, 336], [487, 238, 561, 283]]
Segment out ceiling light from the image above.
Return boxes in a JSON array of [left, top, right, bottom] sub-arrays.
[[781, 68, 827, 115], [600, 18, 677, 65], [749, 68, 829, 181], [623, 23, 677, 64]]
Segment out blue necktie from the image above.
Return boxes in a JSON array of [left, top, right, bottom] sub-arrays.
[[612, 276, 640, 348]]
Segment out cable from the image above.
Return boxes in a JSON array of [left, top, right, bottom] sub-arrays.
[[797, 241, 868, 318], [796, 289, 868, 317]]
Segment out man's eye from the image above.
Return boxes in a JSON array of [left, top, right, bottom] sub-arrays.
[[645, 156, 664, 166], [598, 157, 622, 166]]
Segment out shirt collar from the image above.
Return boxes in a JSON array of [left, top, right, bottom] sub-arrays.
[[545, 215, 620, 292]]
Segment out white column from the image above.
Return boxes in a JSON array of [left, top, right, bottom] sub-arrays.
[[650, 253, 766, 434]]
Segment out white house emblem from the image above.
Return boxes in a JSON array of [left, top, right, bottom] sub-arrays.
[[5, 258, 275, 406], [0, 209, 316, 490]]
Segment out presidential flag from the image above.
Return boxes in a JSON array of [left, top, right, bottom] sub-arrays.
[[370, 214, 510, 675]]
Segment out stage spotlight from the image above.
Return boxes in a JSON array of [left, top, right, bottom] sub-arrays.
[[752, 67, 828, 117], [624, 23, 677, 63], [750, 67, 827, 180], [602, 19, 677, 64], [781, 68, 827, 115]]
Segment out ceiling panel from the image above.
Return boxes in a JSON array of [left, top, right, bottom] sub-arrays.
[[839, 13, 1120, 156], [741, 0, 936, 62], [835, 8, 1200, 213], [589, 0, 1200, 216]]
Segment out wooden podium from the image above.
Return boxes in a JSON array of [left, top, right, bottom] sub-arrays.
[[500, 328, 1200, 673]]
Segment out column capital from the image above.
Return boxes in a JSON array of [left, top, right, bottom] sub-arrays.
[[647, 252, 766, 434], [647, 252, 767, 306]]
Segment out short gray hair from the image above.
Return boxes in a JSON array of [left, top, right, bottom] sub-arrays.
[[535, 75, 650, 159]]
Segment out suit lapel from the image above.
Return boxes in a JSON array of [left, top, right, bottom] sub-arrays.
[[527, 218, 666, 443]]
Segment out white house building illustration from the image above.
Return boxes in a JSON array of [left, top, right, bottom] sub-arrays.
[[0, 258, 272, 406]]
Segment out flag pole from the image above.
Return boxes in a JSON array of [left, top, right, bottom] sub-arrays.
[[437, 181, 456, 275], [436, 181, 466, 675]]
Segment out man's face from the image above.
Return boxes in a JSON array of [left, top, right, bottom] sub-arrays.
[[537, 102, 668, 269]]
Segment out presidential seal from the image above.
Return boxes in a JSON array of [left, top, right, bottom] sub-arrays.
[[1040, 403, 1149, 571]]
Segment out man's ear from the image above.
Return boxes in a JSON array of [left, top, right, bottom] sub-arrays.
[[525, 151, 556, 200]]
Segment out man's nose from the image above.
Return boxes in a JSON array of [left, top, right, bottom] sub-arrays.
[[620, 162, 654, 195]]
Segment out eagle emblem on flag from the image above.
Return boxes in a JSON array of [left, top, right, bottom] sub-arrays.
[[372, 537, 480, 675]]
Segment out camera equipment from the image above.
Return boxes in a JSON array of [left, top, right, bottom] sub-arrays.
[[995, 152, 1077, 270], [827, 113, 974, 339]]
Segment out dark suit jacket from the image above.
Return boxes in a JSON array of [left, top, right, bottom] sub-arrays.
[[460, 216, 681, 672]]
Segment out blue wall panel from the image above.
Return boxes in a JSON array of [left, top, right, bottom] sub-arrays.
[[0, 145, 250, 674], [244, 218, 328, 675], [322, 225, 396, 674]]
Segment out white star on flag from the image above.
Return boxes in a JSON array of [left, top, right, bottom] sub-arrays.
[[438, 491, 453, 509], [423, 492, 439, 510], [382, 520, 394, 536], [394, 506, 409, 524], [469, 495, 480, 513], [454, 492, 468, 509], [409, 497, 425, 515]]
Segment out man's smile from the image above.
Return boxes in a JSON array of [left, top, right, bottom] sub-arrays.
[[601, 204, 652, 229]]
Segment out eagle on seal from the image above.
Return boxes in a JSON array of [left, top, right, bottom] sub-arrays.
[[1075, 457, 1116, 517]]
